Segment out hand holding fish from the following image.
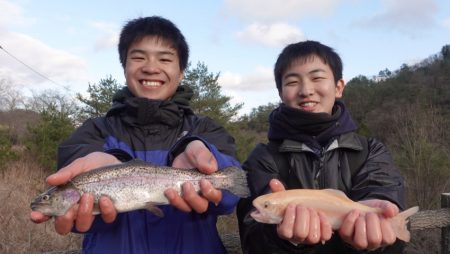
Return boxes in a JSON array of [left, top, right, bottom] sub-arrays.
[[30, 152, 121, 234], [269, 179, 333, 245], [165, 140, 222, 213], [252, 179, 418, 251], [338, 199, 398, 250]]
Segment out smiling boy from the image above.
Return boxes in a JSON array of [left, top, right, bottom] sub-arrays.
[[31, 16, 241, 254], [237, 40, 406, 253]]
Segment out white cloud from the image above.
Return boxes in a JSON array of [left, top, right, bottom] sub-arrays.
[[0, 31, 88, 87], [223, 0, 340, 21], [90, 21, 119, 51], [219, 66, 274, 91], [0, 0, 33, 29], [357, 0, 438, 35], [237, 22, 305, 47]]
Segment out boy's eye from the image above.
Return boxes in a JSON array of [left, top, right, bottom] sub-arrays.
[[312, 76, 325, 81], [130, 56, 145, 60], [161, 58, 172, 62], [283, 80, 297, 86]]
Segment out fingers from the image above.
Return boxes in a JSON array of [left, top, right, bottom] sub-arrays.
[[366, 213, 382, 249], [74, 193, 95, 232], [165, 180, 223, 214], [380, 201, 399, 218], [339, 210, 360, 244], [172, 140, 218, 174], [269, 179, 286, 193], [30, 211, 51, 224], [46, 152, 121, 186], [292, 206, 310, 242], [277, 205, 324, 245], [318, 211, 332, 242], [277, 204, 296, 240], [340, 210, 394, 250], [55, 205, 78, 235], [359, 199, 399, 218], [181, 182, 209, 213], [380, 216, 396, 245], [352, 214, 368, 249], [53, 195, 97, 235], [200, 179, 222, 205], [164, 188, 192, 213], [99, 196, 117, 223]]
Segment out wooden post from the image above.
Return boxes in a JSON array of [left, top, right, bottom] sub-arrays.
[[442, 193, 450, 254]]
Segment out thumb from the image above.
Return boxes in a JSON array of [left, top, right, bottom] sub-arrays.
[[269, 179, 285, 192]]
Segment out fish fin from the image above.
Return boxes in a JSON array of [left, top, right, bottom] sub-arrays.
[[145, 203, 164, 217], [389, 206, 419, 242], [217, 166, 250, 198]]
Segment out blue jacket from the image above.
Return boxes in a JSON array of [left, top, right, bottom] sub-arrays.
[[58, 87, 240, 254]]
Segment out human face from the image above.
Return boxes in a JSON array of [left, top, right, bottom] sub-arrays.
[[125, 36, 183, 100], [279, 55, 345, 114]]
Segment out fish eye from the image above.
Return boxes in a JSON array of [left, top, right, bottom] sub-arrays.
[[263, 201, 270, 208], [42, 195, 50, 201]]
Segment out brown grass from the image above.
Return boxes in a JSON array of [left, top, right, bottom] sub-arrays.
[[0, 155, 82, 254]]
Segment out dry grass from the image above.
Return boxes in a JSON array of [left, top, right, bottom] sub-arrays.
[[0, 155, 82, 254]]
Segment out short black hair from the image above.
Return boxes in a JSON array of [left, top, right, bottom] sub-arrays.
[[118, 16, 189, 71], [274, 40, 343, 93]]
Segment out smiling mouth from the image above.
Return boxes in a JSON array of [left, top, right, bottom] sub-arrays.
[[299, 102, 317, 108], [141, 80, 163, 87]]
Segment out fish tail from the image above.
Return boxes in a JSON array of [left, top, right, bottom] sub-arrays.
[[215, 167, 250, 198], [390, 206, 419, 242]]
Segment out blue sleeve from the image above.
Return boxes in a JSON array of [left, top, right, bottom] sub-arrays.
[[168, 135, 241, 216], [205, 140, 241, 215]]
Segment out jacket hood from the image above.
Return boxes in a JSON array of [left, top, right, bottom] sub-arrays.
[[106, 85, 194, 127]]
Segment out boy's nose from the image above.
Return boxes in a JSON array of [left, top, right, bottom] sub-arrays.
[[298, 82, 314, 97], [141, 59, 160, 74]]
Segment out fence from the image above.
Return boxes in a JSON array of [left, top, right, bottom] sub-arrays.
[[402, 193, 450, 254]]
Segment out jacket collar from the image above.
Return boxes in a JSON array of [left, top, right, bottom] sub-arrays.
[[278, 132, 364, 154]]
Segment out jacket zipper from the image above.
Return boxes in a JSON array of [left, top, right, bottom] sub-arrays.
[[314, 147, 326, 188]]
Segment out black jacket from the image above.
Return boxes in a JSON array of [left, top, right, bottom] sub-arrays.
[[237, 108, 405, 254]]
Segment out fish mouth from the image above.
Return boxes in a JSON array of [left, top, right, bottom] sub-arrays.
[[30, 202, 41, 211], [250, 209, 282, 224], [250, 210, 265, 223]]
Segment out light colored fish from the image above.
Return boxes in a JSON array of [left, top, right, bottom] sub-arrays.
[[31, 159, 249, 217], [251, 189, 419, 242]]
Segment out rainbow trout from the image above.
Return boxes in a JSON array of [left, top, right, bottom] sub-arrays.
[[31, 159, 249, 217], [251, 189, 419, 242]]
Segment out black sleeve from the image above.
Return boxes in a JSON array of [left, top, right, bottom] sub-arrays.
[[237, 144, 315, 254], [57, 117, 131, 168], [350, 138, 406, 210]]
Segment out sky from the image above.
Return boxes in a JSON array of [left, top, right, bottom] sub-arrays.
[[1, 0, 449, 115]]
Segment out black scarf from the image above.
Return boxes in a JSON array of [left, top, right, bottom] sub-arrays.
[[106, 85, 194, 127], [268, 101, 357, 150]]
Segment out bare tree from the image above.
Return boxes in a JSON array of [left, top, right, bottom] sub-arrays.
[[0, 79, 24, 111], [386, 102, 450, 209], [24, 89, 79, 117]]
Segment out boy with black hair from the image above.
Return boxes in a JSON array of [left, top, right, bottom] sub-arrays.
[[31, 16, 241, 254], [237, 40, 406, 253]]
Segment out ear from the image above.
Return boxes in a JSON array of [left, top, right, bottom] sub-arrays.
[[178, 71, 184, 84], [335, 79, 345, 99]]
